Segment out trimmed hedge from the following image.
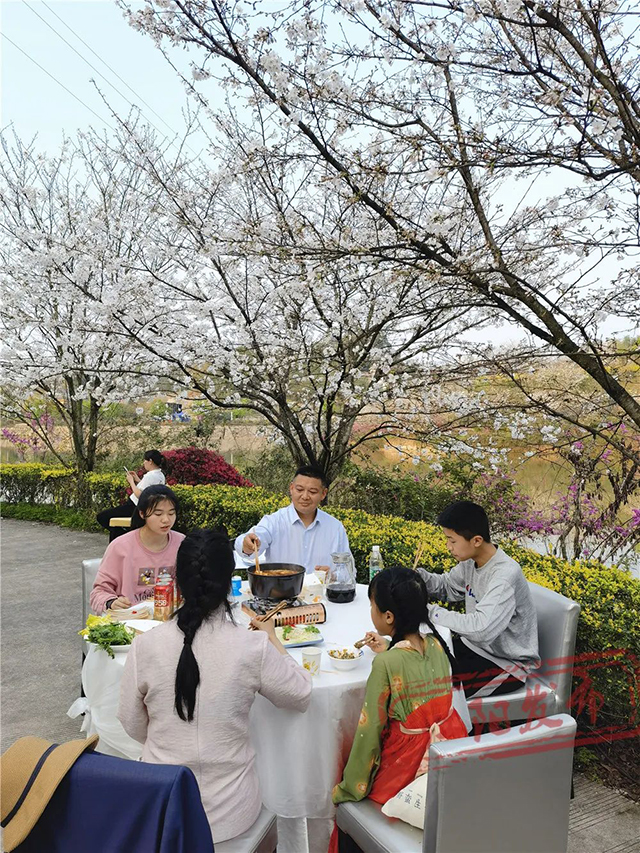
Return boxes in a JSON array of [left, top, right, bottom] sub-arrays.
[[2, 463, 639, 736], [3, 502, 103, 531]]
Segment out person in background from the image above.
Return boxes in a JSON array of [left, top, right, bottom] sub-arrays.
[[234, 465, 351, 574], [118, 528, 312, 845], [90, 485, 183, 613], [417, 501, 540, 697], [96, 449, 166, 535], [331, 568, 467, 851]]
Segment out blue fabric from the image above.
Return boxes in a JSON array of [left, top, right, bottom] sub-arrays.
[[14, 752, 214, 853]]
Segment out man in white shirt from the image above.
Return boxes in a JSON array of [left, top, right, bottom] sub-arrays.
[[234, 466, 352, 574]]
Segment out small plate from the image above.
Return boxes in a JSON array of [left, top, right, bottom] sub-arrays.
[[275, 626, 324, 648], [282, 636, 324, 649]]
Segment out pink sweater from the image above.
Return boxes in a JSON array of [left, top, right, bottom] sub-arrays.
[[117, 615, 312, 843], [90, 529, 185, 614]]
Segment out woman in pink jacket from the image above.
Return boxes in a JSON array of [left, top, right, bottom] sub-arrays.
[[117, 528, 312, 844], [90, 485, 184, 614]]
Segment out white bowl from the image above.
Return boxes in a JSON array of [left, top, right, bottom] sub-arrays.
[[327, 646, 364, 671]]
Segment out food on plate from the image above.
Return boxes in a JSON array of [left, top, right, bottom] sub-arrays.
[[328, 648, 362, 660], [79, 614, 136, 659], [275, 624, 321, 645]]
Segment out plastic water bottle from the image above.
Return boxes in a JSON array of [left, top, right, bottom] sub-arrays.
[[369, 546, 384, 582], [229, 575, 243, 610]]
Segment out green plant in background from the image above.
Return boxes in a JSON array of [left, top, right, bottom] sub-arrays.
[[239, 446, 297, 495], [329, 461, 456, 520], [574, 747, 601, 781], [3, 502, 102, 531]]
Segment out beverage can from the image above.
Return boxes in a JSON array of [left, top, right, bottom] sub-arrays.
[[154, 571, 174, 621]]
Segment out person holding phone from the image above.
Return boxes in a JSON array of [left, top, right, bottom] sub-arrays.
[[96, 450, 167, 539]]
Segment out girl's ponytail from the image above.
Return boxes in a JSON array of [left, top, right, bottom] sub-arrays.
[[423, 608, 462, 687], [174, 529, 234, 722]]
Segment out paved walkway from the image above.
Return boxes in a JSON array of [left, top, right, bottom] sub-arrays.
[[2, 518, 639, 852], [1, 518, 105, 751]]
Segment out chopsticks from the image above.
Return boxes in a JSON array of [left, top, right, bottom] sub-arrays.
[[253, 540, 261, 573], [354, 637, 367, 649], [262, 600, 288, 622], [412, 541, 426, 571], [248, 599, 288, 630]]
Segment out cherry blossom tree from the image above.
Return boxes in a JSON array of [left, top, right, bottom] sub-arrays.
[[0, 125, 174, 471], [120, 0, 640, 449], [104, 122, 484, 483]]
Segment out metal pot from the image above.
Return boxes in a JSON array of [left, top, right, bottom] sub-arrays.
[[247, 563, 306, 600]]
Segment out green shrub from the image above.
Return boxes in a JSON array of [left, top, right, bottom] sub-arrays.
[[238, 446, 293, 493], [2, 502, 103, 531], [2, 462, 639, 738], [330, 462, 456, 521]]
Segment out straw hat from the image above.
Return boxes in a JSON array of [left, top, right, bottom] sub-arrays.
[[0, 735, 99, 851]]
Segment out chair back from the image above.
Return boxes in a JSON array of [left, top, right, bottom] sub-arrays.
[[82, 558, 102, 625], [424, 714, 576, 853], [13, 750, 214, 853], [529, 582, 580, 713]]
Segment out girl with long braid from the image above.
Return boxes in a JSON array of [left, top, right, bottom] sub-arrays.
[[118, 528, 311, 844], [332, 567, 467, 813]]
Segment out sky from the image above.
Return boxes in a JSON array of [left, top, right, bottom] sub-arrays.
[[1, 0, 197, 154]]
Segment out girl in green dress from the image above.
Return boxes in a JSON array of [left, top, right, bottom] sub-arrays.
[[332, 567, 467, 810]]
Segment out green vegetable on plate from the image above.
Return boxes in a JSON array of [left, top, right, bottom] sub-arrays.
[[79, 614, 136, 659]]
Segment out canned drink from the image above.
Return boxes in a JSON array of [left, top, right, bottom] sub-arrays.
[[154, 571, 174, 621]]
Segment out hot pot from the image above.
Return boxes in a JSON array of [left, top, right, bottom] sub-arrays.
[[247, 563, 306, 600]]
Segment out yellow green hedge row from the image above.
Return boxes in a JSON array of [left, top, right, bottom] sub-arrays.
[[3, 464, 639, 732]]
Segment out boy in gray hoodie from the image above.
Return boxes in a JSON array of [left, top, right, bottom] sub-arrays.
[[418, 501, 540, 698]]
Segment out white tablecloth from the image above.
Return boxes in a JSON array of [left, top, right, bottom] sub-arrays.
[[72, 583, 468, 822]]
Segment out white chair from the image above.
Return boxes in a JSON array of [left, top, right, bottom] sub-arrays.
[[215, 807, 277, 853], [82, 557, 102, 625], [336, 714, 576, 853], [467, 582, 580, 730], [81, 558, 102, 662]]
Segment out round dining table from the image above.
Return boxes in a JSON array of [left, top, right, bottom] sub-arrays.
[[71, 582, 468, 852]]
